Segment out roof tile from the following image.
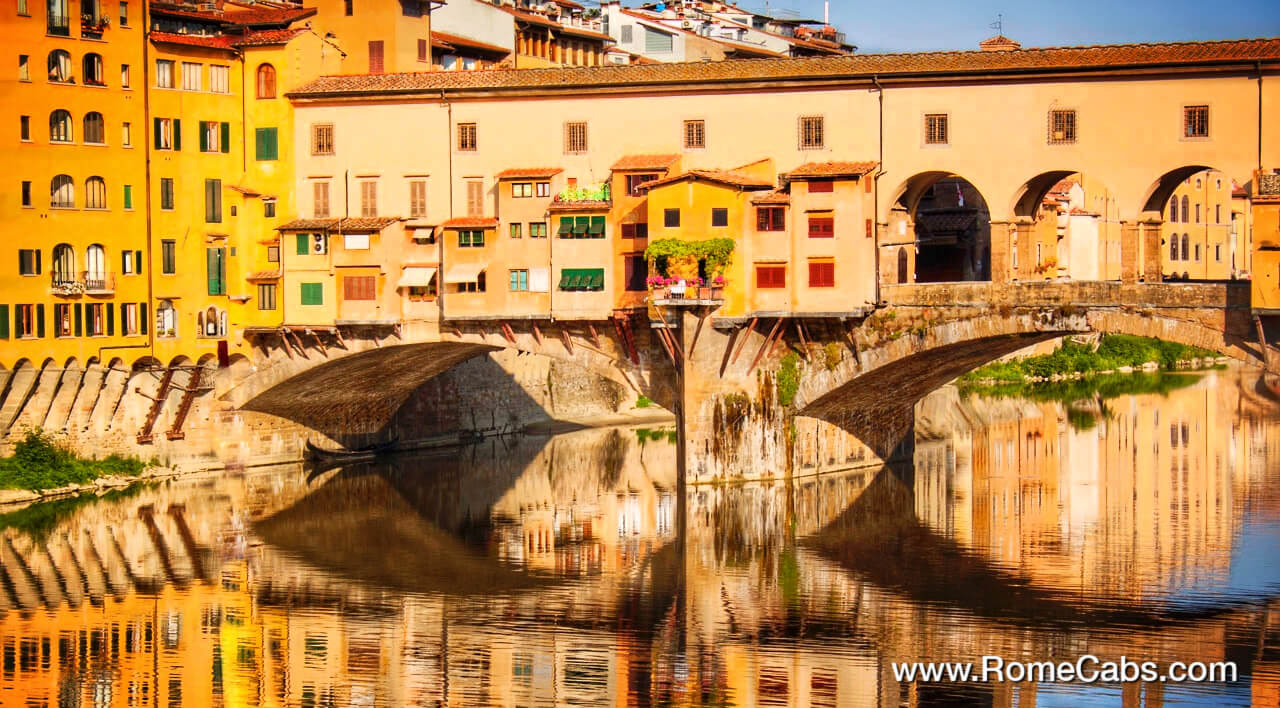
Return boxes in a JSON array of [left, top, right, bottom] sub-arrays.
[[643, 168, 774, 191], [276, 217, 402, 232], [785, 161, 878, 179], [495, 167, 564, 179], [611, 154, 681, 171], [441, 216, 499, 228]]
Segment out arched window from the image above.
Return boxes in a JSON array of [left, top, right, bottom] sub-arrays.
[[1195, 178, 1202, 189], [84, 176, 106, 209], [83, 112, 104, 144], [1180, 195, 1190, 224], [256, 64, 276, 99], [52, 243, 75, 284], [1170, 234, 1178, 261], [156, 300, 177, 337], [1168, 196, 1178, 222], [85, 244, 106, 283], [47, 49, 72, 82], [82, 53, 104, 85], [897, 247, 909, 283], [1181, 234, 1190, 261], [49, 109, 73, 142], [50, 174, 75, 207]]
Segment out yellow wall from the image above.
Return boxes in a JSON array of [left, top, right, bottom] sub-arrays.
[[1160, 169, 1238, 280]]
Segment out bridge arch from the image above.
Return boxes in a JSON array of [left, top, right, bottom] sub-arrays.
[[886, 171, 992, 283]]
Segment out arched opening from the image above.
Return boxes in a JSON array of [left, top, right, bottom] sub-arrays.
[[47, 49, 72, 82], [1010, 171, 1122, 281], [155, 300, 177, 338], [1146, 167, 1241, 281], [82, 112, 104, 144], [82, 53, 104, 86], [85, 244, 106, 286], [50, 174, 74, 207], [49, 109, 73, 143], [256, 63, 276, 99], [198, 306, 226, 338], [52, 243, 75, 285], [896, 247, 908, 284], [890, 172, 990, 283], [84, 176, 106, 209]]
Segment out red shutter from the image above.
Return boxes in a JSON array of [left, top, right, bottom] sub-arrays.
[[344, 275, 376, 300], [865, 218, 873, 238], [368, 41, 385, 74], [621, 223, 635, 239], [808, 216, 834, 238], [809, 180, 834, 193], [809, 261, 834, 287], [756, 266, 785, 289]]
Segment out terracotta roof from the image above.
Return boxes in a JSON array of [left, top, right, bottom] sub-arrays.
[[980, 35, 1023, 52], [150, 3, 314, 27], [149, 31, 234, 51], [246, 270, 281, 281], [751, 189, 791, 204], [432, 30, 512, 56], [231, 28, 306, 47], [441, 216, 499, 228], [611, 154, 680, 172], [618, 9, 788, 58], [1232, 179, 1249, 198], [784, 161, 878, 179], [290, 38, 1280, 98], [643, 168, 774, 191], [276, 217, 402, 232], [228, 184, 262, 196], [547, 199, 610, 212], [499, 6, 614, 43], [495, 167, 563, 179]]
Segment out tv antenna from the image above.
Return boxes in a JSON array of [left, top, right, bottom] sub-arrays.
[[990, 13, 1003, 36]]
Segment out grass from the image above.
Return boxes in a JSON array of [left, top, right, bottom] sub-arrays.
[[960, 371, 1205, 431], [635, 427, 678, 446], [0, 429, 147, 492], [960, 334, 1220, 384], [0, 482, 152, 540], [635, 395, 654, 409]]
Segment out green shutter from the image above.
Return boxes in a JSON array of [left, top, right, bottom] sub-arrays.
[[255, 128, 278, 161], [123, 184, 132, 209], [573, 216, 589, 235], [296, 233, 308, 255], [587, 269, 604, 289], [140, 303, 147, 335], [588, 216, 605, 235], [35, 304, 44, 338], [106, 304, 114, 336], [135, 250, 143, 274], [207, 248, 225, 295], [558, 218, 574, 236], [153, 117, 162, 149], [0, 305, 8, 339], [173, 118, 181, 150], [199, 121, 208, 152], [558, 270, 574, 289], [300, 282, 322, 305], [74, 303, 83, 336], [220, 122, 230, 154], [120, 303, 128, 334]]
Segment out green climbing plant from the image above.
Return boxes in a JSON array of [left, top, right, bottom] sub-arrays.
[[645, 238, 736, 279]]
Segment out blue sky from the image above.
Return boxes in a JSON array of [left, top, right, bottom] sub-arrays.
[[737, 0, 1280, 53]]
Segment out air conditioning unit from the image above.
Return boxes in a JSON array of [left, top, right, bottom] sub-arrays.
[[199, 2, 217, 12], [312, 233, 328, 254]]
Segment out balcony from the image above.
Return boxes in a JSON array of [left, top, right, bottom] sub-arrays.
[[81, 13, 109, 39], [51, 271, 114, 295], [649, 278, 725, 307]]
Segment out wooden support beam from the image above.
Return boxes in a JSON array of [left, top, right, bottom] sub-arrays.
[[748, 319, 784, 374], [334, 328, 347, 348], [730, 317, 758, 365], [794, 320, 809, 360], [587, 323, 600, 349], [452, 327, 463, 339], [501, 321, 517, 345], [688, 314, 707, 359], [310, 330, 327, 356], [532, 323, 543, 347], [560, 328, 574, 355], [618, 316, 640, 365], [654, 324, 678, 366]]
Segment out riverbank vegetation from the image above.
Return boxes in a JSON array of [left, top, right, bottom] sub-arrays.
[[960, 335, 1221, 385], [0, 483, 150, 539], [0, 430, 147, 491]]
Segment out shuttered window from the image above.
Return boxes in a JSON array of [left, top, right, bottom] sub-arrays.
[[314, 181, 330, 218], [368, 41, 385, 74], [683, 120, 705, 149], [206, 248, 226, 295], [255, 127, 278, 161], [361, 181, 377, 217], [643, 26, 673, 53], [755, 265, 786, 289], [162, 240, 176, 274], [808, 214, 834, 238], [205, 179, 221, 223], [466, 180, 484, 216], [808, 179, 834, 193], [756, 207, 784, 231], [808, 260, 835, 288], [300, 283, 323, 305], [343, 275, 376, 300], [409, 180, 426, 217]]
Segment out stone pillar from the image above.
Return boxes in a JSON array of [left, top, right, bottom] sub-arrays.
[[1013, 218, 1036, 281], [989, 220, 1012, 283], [1141, 219, 1163, 283], [1120, 220, 1141, 283]]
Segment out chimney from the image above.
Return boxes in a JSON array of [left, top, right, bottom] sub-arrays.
[[979, 35, 1021, 51]]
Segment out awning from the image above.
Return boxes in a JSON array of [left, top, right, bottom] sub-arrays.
[[558, 219, 575, 236], [397, 266, 437, 288], [572, 218, 589, 235], [444, 263, 485, 284], [558, 268, 604, 290], [587, 216, 605, 235]]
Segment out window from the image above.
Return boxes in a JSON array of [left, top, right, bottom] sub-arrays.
[[808, 214, 834, 238], [153, 117, 179, 150], [809, 260, 835, 287], [344, 233, 369, 250], [536, 181, 550, 197], [15, 304, 36, 338], [54, 304, 71, 336], [311, 123, 334, 155], [160, 177, 174, 210], [18, 55, 29, 82], [564, 122, 588, 153], [643, 26, 673, 53], [1048, 109, 1076, 143], [254, 283, 277, 311], [343, 275, 376, 301], [1194, 244, 1201, 261], [457, 123, 477, 151], [1181, 234, 1190, 261], [1184, 105, 1209, 138], [20, 115, 30, 141], [155, 59, 174, 88], [798, 116, 824, 150], [417, 38, 428, 62], [121, 248, 139, 274], [1215, 204, 1221, 224], [1194, 203, 1200, 223], [621, 222, 649, 239], [624, 255, 647, 291], [1181, 195, 1189, 223], [711, 208, 728, 227], [50, 109, 72, 142], [360, 181, 377, 217], [161, 240, 176, 274], [368, 40, 384, 74], [181, 62, 201, 91], [511, 182, 533, 198], [757, 207, 785, 231], [256, 64, 275, 98], [297, 232, 328, 255], [509, 222, 522, 239], [156, 300, 177, 336], [466, 180, 484, 216], [48, 50, 72, 82], [808, 179, 834, 193], [409, 180, 427, 217], [208, 65, 228, 94], [529, 222, 547, 238], [205, 178, 222, 223], [82, 112, 105, 144], [558, 268, 604, 292], [255, 127, 278, 161], [664, 208, 680, 228], [21, 181, 31, 207], [206, 248, 226, 295], [300, 283, 323, 306], [684, 119, 705, 149], [755, 265, 786, 289], [119, 1, 127, 25], [18, 0, 28, 15], [458, 230, 485, 247], [267, 245, 279, 262], [120, 64, 130, 88], [1169, 196, 1178, 222], [83, 53, 104, 86], [51, 243, 74, 283], [924, 114, 948, 145], [86, 303, 105, 336], [84, 176, 106, 209], [509, 269, 529, 291], [18, 249, 41, 275], [313, 181, 330, 218], [50, 174, 74, 207], [621, 25, 633, 43], [263, 199, 275, 218], [121, 121, 131, 147], [85, 244, 106, 285], [47, 0, 69, 34], [344, 0, 352, 15], [1215, 244, 1222, 262], [121, 303, 138, 335], [626, 173, 659, 196]]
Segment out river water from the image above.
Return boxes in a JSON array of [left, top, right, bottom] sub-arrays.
[[1, 369, 1278, 707]]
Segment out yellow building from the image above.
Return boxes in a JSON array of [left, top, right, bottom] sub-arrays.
[[1252, 170, 1280, 313], [1162, 168, 1240, 280]]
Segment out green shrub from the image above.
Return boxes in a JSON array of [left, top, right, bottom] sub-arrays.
[[776, 353, 801, 407], [635, 395, 653, 409], [0, 430, 145, 491]]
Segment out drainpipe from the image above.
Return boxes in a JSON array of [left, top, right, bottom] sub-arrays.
[[440, 90, 453, 318], [140, 2, 156, 362], [872, 75, 885, 306], [1258, 61, 1265, 175]]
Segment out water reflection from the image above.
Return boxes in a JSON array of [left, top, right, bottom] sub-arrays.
[[1, 370, 1279, 706]]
